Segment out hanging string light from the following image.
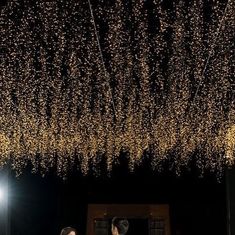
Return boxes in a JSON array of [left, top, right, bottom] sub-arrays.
[[0, 0, 234, 176]]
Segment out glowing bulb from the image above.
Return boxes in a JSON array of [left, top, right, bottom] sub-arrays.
[[0, 187, 5, 202]]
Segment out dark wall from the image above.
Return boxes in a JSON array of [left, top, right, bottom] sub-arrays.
[[227, 169, 235, 235], [7, 164, 226, 235]]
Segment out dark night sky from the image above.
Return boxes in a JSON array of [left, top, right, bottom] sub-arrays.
[[7, 161, 227, 235]]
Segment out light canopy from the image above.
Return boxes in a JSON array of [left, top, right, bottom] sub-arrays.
[[0, 0, 234, 176]]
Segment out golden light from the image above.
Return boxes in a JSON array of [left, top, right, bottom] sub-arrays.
[[0, 0, 234, 176]]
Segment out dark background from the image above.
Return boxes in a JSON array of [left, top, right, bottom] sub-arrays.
[[7, 162, 227, 235]]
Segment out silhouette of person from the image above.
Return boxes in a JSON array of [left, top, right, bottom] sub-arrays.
[[60, 226, 77, 235], [111, 217, 129, 235]]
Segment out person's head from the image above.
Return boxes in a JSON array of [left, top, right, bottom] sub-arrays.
[[60, 227, 77, 235], [111, 217, 129, 235]]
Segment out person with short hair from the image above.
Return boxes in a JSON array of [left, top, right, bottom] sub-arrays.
[[60, 226, 77, 235], [111, 217, 129, 235]]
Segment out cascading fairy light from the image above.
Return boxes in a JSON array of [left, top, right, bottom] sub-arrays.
[[148, 0, 170, 170], [212, 0, 235, 167], [133, 0, 152, 166], [100, 0, 129, 166], [87, 0, 115, 172], [0, 0, 234, 177], [187, 0, 234, 173], [0, 7, 9, 164]]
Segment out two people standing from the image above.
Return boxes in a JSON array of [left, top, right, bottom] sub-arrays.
[[60, 217, 129, 235]]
